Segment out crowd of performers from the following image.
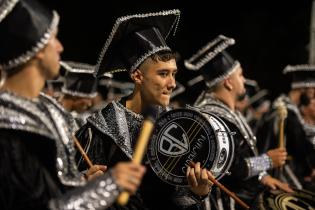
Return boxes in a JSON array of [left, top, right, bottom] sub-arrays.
[[0, 0, 314, 209]]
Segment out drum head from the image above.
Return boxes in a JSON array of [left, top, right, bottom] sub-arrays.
[[263, 189, 315, 209], [147, 108, 234, 186]]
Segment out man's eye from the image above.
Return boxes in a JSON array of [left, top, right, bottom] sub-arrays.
[[159, 72, 167, 77]]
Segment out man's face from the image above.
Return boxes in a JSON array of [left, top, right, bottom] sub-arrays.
[[137, 58, 177, 107], [235, 95, 249, 113], [38, 32, 64, 80], [229, 66, 246, 100], [73, 97, 93, 113], [305, 87, 315, 99]]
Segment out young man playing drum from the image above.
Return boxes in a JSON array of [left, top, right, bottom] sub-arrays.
[[76, 10, 213, 210], [185, 35, 292, 210]]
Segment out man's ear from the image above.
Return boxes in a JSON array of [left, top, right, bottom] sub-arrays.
[[34, 47, 45, 60], [223, 78, 233, 91], [130, 69, 143, 84]]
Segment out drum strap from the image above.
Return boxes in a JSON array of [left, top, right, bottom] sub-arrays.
[[203, 196, 211, 210], [284, 165, 303, 189], [229, 196, 235, 210], [216, 188, 224, 210]]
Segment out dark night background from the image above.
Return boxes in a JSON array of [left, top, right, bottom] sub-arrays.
[[43, 0, 313, 103]]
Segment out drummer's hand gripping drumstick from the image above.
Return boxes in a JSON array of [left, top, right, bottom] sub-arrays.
[[190, 162, 250, 210], [117, 106, 156, 206]]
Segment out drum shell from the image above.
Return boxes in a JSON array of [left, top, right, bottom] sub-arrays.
[[147, 107, 234, 186], [259, 189, 315, 210]]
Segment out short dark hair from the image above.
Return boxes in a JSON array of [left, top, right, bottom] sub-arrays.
[[150, 50, 177, 63]]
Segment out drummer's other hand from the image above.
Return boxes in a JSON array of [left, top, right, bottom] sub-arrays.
[[261, 175, 293, 193], [85, 164, 107, 181], [186, 162, 212, 196], [304, 168, 315, 182], [267, 148, 287, 168], [112, 162, 146, 195]]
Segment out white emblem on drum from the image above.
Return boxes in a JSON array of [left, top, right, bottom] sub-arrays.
[[159, 123, 190, 156]]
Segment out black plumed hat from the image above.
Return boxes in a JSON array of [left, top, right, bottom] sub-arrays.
[[184, 35, 239, 88], [94, 9, 180, 77]]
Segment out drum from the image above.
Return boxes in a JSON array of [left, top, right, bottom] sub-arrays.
[[147, 107, 234, 186], [260, 189, 315, 210]]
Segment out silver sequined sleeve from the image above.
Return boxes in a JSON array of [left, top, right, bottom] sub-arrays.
[[49, 170, 120, 210], [244, 153, 272, 178], [172, 186, 211, 208]]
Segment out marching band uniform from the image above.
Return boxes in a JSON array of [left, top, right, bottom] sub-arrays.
[[76, 9, 208, 210], [0, 0, 136, 209], [60, 61, 98, 128], [184, 35, 277, 209], [256, 65, 315, 189]]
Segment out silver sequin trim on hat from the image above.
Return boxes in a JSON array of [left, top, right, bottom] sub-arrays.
[[248, 89, 268, 106], [0, 11, 59, 70], [184, 35, 235, 71], [291, 81, 315, 89], [94, 9, 180, 75], [61, 88, 97, 98], [0, 0, 18, 22], [60, 61, 95, 74], [130, 46, 171, 73], [283, 64, 315, 74], [204, 61, 240, 88]]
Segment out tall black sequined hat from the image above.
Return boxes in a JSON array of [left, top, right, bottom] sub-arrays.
[[60, 61, 98, 98], [0, 0, 59, 70], [171, 81, 185, 99], [245, 79, 259, 98], [249, 89, 269, 109], [245, 79, 269, 109], [94, 9, 180, 77], [283, 64, 315, 89], [46, 76, 64, 93], [184, 35, 239, 88]]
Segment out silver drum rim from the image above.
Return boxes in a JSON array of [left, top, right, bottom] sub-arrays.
[[200, 111, 234, 180], [147, 107, 234, 186]]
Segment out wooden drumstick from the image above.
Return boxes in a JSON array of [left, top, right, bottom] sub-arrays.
[[73, 136, 93, 168], [190, 162, 250, 210], [275, 102, 288, 179], [277, 101, 287, 148], [117, 106, 156, 206]]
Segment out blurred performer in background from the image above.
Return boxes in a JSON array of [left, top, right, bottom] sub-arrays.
[[59, 61, 98, 127], [235, 79, 256, 115], [0, 0, 145, 209], [90, 72, 114, 111], [93, 74, 135, 111], [236, 79, 270, 134], [185, 35, 291, 210], [76, 10, 213, 210], [169, 81, 186, 108], [44, 75, 64, 99], [256, 64, 315, 191], [299, 91, 315, 189], [246, 88, 270, 134]]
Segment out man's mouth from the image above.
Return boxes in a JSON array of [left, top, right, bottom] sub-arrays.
[[162, 91, 171, 96]]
